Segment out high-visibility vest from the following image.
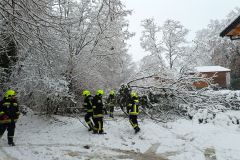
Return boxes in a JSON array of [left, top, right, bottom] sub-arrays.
[[128, 99, 139, 115]]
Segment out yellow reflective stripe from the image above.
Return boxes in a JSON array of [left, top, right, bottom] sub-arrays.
[[129, 112, 138, 115], [90, 123, 93, 128], [134, 100, 139, 103], [93, 114, 103, 118], [93, 106, 96, 109], [0, 111, 4, 116], [133, 124, 138, 128], [129, 119, 134, 126], [3, 102, 18, 107], [130, 105, 139, 115], [129, 119, 138, 128], [0, 119, 11, 123], [3, 102, 10, 106], [87, 121, 94, 128], [98, 121, 101, 131], [87, 109, 93, 112], [86, 121, 92, 124], [134, 105, 137, 112]]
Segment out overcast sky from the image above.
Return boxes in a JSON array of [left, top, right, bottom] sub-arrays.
[[121, 0, 239, 62]]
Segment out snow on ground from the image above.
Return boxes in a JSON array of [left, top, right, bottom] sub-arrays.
[[0, 109, 240, 160]]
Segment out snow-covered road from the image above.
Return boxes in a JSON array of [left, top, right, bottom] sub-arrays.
[[0, 110, 240, 160]]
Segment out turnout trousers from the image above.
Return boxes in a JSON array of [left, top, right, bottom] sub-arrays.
[[84, 112, 94, 130], [0, 122, 16, 144], [129, 115, 140, 133], [93, 117, 104, 133], [109, 105, 114, 117]]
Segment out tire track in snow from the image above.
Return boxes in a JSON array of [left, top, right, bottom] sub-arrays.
[[4, 142, 168, 160]]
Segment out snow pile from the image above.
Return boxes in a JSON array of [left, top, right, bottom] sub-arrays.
[[213, 111, 240, 126]]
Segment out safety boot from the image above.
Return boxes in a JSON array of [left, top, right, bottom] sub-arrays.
[[8, 142, 15, 146], [134, 127, 140, 134], [8, 137, 15, 146]]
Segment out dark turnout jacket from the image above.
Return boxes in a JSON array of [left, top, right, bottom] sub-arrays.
[[0, 98, 20, 124], [83, 95, 93, 113], [92, 95, 104, 118], [128, 97, 140, 116], [107, 94, 116, 105]]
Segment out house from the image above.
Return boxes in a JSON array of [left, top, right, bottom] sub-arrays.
[[220, 15, 240, 40], [192, 66, 231, 89]]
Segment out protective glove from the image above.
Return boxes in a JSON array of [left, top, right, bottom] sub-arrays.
[[16, 112, 20, 119]]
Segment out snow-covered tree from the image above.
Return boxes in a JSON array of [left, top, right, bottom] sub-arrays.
[[194, 7, 240, 89], [53, 0, 133, 95], [0, 0, 134, 113], [161, 19, 189, 69], [140, 18, 165, 69], [140, 18, 189, 72], [0, 0, 68, 107]]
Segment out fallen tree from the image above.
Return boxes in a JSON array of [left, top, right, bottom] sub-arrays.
[[118, 73, 240, 123]]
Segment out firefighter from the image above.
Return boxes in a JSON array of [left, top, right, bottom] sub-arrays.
[[0, 89, 20, 146], [82, 90, 94, 131], [92, 90, 105, 134], [128, 91, 140, 134], [119, 84, 131, 113], [107, 90, 116, 118]]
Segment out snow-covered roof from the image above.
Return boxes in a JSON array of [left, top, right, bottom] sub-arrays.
[[194, 66, 231, 73], [220, 15, 240, 40]]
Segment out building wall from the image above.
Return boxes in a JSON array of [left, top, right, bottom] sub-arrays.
[[193, 71, 230, 89]]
